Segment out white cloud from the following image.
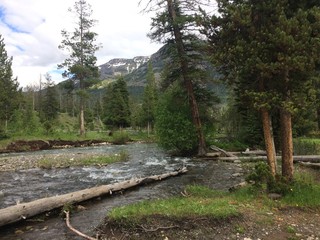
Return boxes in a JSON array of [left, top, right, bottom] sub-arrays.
[[0, 0, 161, 88]]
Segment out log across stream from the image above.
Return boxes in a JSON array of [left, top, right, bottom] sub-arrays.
[[0, 168, 188, 227], [0, 143, 245, 240]]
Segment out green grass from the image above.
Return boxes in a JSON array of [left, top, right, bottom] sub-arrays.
[[38, 151, 128, 169], [293, 138, 320, 155], [108, 185, 240, 223], [107, 170, 320, 225], [280, 170, 320, 207]]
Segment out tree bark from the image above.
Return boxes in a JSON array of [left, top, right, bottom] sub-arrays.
[[167, 0, 207, 156], [280, 68, 294, 181], [261, 108, 277, 176], [0, 168, 187, 227], [258, 76, 277, 176], [280, 109, 294, 181]]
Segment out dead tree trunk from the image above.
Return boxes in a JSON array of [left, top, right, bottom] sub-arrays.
[[0, 168, 187, 227]]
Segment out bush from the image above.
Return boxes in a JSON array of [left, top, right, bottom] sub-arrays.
[[111, 131, 130, 145], [246, 162, 291, 194]]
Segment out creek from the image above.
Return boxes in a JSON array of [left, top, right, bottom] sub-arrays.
[[0, 143, 244, 239]]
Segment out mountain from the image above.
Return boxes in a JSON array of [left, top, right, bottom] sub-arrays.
[[99, 56, 150, 80], [96, 45, 170, 97]]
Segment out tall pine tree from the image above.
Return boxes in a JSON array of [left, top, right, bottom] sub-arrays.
[[58, 0, 100, 136], [0, 34, 21, 136], [143, 0, 210, 155]]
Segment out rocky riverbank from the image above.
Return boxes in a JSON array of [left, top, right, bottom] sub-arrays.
[[0, 139, 112, 171], [0, 151, 114, 171]]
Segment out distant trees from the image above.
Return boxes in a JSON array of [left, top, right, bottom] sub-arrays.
[[0, 34, 21, 136], [58, 0, 100, 136], [200, 0, 320, 180]]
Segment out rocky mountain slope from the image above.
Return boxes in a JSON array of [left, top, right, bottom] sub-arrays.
[[99, 56, 150, 80]]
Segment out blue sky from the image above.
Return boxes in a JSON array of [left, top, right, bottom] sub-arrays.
[[0, 0, 161, 88]]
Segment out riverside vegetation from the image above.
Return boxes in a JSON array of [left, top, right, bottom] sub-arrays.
[[96, 164, 320, 240]]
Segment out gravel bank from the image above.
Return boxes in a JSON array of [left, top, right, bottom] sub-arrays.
[[0, 152, 108, 171]]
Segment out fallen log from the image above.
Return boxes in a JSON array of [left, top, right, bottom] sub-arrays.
[[242, 149, 267, 156], [216, 155, 320, 163], [0, 167, 187, 228], [299, 162, 320, 169], [209, 145, 236, 157]]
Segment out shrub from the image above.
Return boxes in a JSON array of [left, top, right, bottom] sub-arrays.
[[111, 131, 130, 145], [246, 162, 291, 194]]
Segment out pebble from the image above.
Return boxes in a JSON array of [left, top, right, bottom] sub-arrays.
[[232, 173, 242, 177]]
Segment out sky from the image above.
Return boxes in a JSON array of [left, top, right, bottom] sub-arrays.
[[0, 0, 162, 88]]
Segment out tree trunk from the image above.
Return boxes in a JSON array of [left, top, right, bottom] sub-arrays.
[[261, 108, 277, 176], [80, 97, 85, 136], [280, 109, 294, 181], [0, 168, 187, 227], [167, 0, 207, 156], [280, 68, 294, 181]]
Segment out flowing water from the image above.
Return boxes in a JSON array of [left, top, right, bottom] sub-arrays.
[[0, 143, 244, 239]]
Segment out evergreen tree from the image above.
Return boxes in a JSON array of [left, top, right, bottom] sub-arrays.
[[201, 0, 320, 180], [42, 73, 59, 134], [141, 62, 158, 135], [144, 0, 210, 155], [9, 101, 43, 136], [0, 34, 21, 135], [58, 0, 100, 136], [23, 102, 43, 136], [103, 77, 130, 128]]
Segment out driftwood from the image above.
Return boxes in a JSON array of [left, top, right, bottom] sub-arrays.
[[242, 149, 267, 156], [209, 145, 236, 157], [299, 162, 320, 169], [64, 210, 97, 240], [0, 167, 187, 228]]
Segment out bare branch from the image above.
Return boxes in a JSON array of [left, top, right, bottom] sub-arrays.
[[64, 210, 97, 240]]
